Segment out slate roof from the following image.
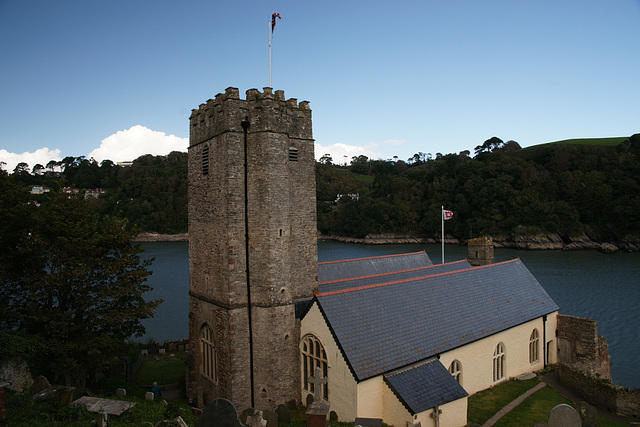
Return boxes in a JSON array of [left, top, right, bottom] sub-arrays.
[[317, 251, 433, 283], [384, 359, 469, 414], [315, 258, 559, 381], [318, 259, 470, 294]]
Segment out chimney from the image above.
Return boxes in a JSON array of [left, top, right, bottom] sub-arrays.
[[468, 237, 494, 266]]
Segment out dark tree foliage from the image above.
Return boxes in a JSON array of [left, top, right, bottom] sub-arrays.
[[0, 172, 161, 385], [317, 134, 640, 242]]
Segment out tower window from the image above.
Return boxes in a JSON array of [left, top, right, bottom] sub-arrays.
[[202, 144, 210, 175], [200, 324, 216, 382], [288, 146, 299, 162]]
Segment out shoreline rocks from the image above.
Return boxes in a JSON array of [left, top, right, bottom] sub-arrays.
[[134, 232, 639, 253]]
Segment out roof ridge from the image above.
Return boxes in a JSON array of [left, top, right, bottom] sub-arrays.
[[318, 250, 426, 265], [316, 258, 520, 297], [318, 259, 468, 285]]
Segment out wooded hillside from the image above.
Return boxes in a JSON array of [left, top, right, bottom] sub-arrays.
[[7, 134, 640, 245]]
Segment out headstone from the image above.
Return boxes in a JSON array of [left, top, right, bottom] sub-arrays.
[[240, 407, 256, 424], [32, 375, 51, 394], [54, 387, 73, 407], [159, 348, 166, 354], [548, 404, 581, 427], [306, 367, 330, 427], [261, 409, 277, 427], [245, 410, 267, 427], [145, 391, 155, 401], [275, 404, 290, 423], [116, 388, 126, 397], [576, 401, 598, 427], [142, 349, 149, 355], [195, 398, 244, 427]]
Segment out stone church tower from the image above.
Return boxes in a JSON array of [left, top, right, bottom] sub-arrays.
[[186, 87, 317, 410]]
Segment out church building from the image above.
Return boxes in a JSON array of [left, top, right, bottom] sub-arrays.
[[186, 87, 559, 427], [302, 251, 558, 426]]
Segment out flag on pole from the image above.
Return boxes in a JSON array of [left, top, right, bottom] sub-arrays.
[[271, 12, 282, 33], [443, 209, 453, 220]]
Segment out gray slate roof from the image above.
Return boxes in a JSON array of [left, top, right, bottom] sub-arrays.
[[315, 257, 558, 381], [318, 259, 470, 295], [318, 251, 433, 283], [384, 359, 469, 414]]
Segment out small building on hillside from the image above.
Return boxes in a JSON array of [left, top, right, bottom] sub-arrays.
[[300, 251, 559, 426]]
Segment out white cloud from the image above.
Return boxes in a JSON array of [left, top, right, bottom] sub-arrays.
[[314, 139, 407, 165], [0, 147, 62, 173], [88, 125, 188, 163]]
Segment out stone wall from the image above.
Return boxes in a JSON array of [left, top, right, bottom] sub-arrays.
[[559, 364, 640, 417], [557, 314, 640, 417], [557, 314, 611, 380]]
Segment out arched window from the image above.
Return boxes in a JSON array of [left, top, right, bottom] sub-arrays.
[[200, 324, 216, 382], [301, 335, 328, 400], [530, 329, 540, 364], [493, 343, 505, 382], [449, 360, 462, 384]]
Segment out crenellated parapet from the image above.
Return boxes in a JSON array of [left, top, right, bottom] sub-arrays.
[[189, 87, 312, 147]]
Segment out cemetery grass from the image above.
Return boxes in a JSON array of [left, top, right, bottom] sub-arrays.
[[134, 350, 187, 386], [4, 386, 198, 426], [467, 378, 627, 427], [466, 377, 540, 425]]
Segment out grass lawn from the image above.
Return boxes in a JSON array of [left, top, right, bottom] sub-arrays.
[[133, 350, 186, 385], [466, 378, 540, 425], [467, 377, 628, 427]]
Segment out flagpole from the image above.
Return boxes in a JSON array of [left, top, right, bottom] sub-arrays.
[[441, 206, 445, 264], [268, 19, 272, 87]]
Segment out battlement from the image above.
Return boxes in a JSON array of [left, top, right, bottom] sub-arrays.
[[189, 87, 312, 146]]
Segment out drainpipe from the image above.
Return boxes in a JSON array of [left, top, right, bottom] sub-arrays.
[[241, 116, 255, 408], [542, 314, 547, 367]]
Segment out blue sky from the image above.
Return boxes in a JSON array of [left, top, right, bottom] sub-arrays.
[[1, 0, 639, 171]]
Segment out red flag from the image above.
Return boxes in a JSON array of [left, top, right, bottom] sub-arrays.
[[271, 12, 282, 33], [443, 210, 453, 220]]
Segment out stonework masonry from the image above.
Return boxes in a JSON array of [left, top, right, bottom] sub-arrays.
[[187, 87, 317, 411]]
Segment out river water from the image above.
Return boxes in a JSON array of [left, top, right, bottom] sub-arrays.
[[139, 240, 640, 389]]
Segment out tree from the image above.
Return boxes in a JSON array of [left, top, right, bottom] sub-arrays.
[[0, 176, 161, 385]]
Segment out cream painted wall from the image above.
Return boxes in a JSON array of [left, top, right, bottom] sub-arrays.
[[300, 302, 358, 421], [414, 398, 468, 427], [381, 380, 412, 427], [439, 312, 558, 396], [302, 302, 558, 425]]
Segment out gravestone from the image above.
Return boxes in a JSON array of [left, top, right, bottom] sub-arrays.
[[276, 404, 290, 423], [116, 388, 126, 397], [54, 387, 73, 407], [195, 398, 244, 427], [261, 409, 278, 427], [548, 404, 581, 427], [576, 401, 598, 427], [240, 407, 256, 424], [245, 410, 266, 427], [32, 375, 50, 394], [306, 367, 329, 427], [145, 391, 155, 400]]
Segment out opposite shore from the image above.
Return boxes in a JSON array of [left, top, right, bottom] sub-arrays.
[[134, 232, 640, 253]]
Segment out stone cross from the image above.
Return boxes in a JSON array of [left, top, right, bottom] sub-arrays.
[[309, 366, 327, 403]]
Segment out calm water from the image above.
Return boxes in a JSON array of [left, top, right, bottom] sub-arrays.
[[139, 240, 640, 389]]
